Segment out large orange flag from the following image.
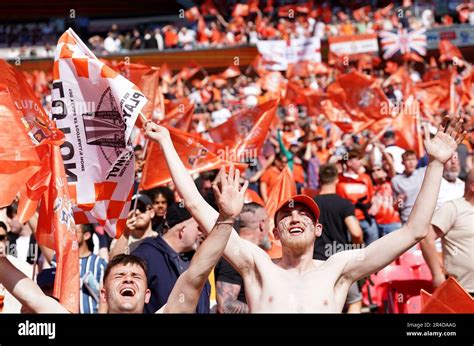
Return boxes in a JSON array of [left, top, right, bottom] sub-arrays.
[[264, 166, 297, 259], [140, 125, 245, 190], [327, 70, 390, 121], [208, 99, 278, 161], [321, 99, 375, 134], [0, 60, 79, 312]]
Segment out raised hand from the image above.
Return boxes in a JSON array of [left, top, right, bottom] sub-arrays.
[[423, 116, 466, 164], [212, 164, 249, 220], [143, 121, 171, 143]]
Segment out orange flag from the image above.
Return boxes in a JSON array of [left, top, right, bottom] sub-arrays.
[[264, 167, 297, 259], [327, 70, 390, 121], [321, 99, 374, 134], [185, 6, 201, 22], [232, 3, 249, 17], [0, 60, 79, 312], [392, 96, 424, 157], [208, 99, 278, 160], [421, 277, 474, 313], [219, 65, 241, 79], [36, 145, 80, 313], [285, 81, 327, 117], [140, 125, 245, 190], [177, 63, 202, 81], [439, 39, 463, 62], [163, 102, 195, 132], [160, 63, 173, 84]]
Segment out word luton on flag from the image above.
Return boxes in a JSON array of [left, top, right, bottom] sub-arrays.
[[52, 29, 147, 238], [0, 60, 79, 313]]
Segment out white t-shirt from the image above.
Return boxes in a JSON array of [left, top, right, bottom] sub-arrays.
[[211, 108, 232, 126], [436, 178, 465, 210], [385, 145, 406, 174], [15, 235, 31, 263]]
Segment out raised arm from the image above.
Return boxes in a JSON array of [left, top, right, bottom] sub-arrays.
[[0, 256, 68, 313], [144, 122, 266, 278], [164, 165, 247, 313], [339, 116, 466, 282]]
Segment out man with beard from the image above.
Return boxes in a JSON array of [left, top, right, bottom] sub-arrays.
[[144, 116, 465, 312], [0, 164, 248, 313], [215, 202, 270, 313], [436, 152, 465, 209]]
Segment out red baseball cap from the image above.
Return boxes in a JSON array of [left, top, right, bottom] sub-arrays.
[[274, 194, 320, 224]]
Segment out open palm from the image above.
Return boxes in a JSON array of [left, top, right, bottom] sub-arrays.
[[213, 164, 249, 220], [424, 116, 466, 164]]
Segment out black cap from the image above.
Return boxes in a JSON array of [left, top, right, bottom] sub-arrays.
[[164, 203, 192, 230], [131, 193, 153, 210]]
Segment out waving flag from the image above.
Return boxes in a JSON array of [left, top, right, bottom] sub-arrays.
[[0, 60, 79, 313], [140, 125, 245, 189], [52, 28, 147, 238], [327, 71, 391, 121], [379, 28, 427, 60], [208, 99, 278, 161]]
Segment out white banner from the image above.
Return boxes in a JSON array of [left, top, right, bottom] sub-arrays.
[[256, 36, 321, 71], [328, 34, 379, 56], [425, 24, 474, 49]]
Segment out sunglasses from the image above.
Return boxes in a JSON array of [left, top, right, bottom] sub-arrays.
[[0, 234, 7, 241], [138, 203, 152, 213]]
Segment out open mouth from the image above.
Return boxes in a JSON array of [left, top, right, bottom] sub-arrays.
[[289, 226, 304, 236], [119, 287, 136, 297]]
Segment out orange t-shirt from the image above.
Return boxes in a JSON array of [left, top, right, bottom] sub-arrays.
[[336, 173, 374, 221], [316, 149, 330, 165], [260, 166, 282, 195], [165, 31, 178, 47], [369, 181, 401, 225]]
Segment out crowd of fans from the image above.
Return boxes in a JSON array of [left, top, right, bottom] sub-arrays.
[[2, 0, 474, 58]]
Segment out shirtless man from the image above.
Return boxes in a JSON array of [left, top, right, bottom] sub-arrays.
[[144, 116, 465, 312], [0, 164, 247, 313]]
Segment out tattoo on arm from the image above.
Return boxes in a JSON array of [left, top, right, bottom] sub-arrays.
[[216, 281, 249, 314]]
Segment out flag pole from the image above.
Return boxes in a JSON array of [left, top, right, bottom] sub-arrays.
[[132, 111, 150, 213]]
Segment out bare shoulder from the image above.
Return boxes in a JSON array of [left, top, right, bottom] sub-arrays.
[[325, 249, 364, 279]]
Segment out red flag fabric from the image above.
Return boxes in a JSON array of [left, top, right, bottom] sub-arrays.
[[285, 81, 327, 117], [208, 99, 278, 160], [264, 166, 297, 259], [327, 71, 390, 121], [321, 99, 375, 134], [140, 125, 245, 189], [439, 39, 463, 62]]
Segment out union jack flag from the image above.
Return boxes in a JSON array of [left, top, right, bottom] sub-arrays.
[[379, 28, 427, 60]]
